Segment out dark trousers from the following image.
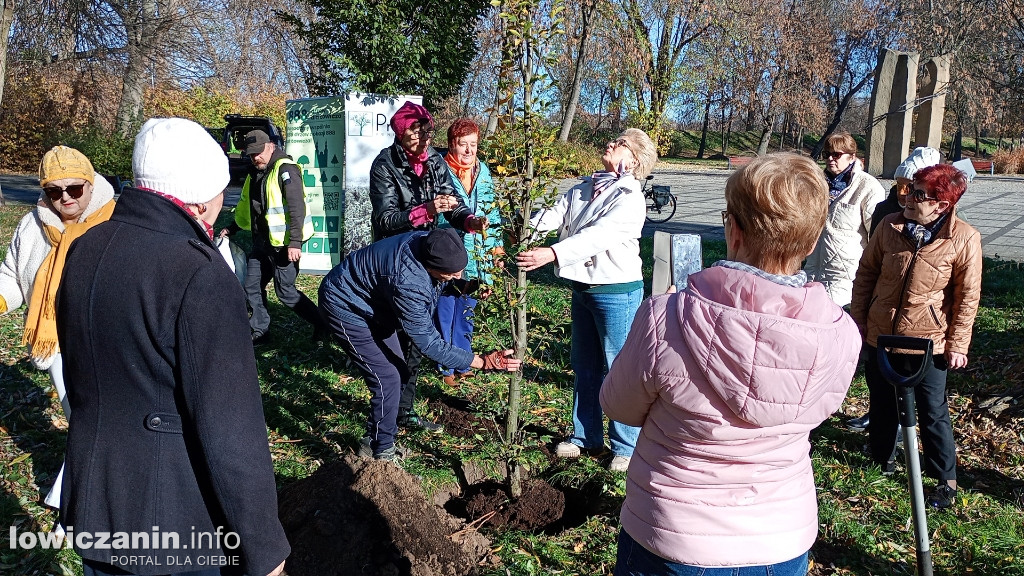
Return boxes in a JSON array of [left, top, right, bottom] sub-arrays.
[[83, 559, 221, 576], [243, 242, 324, 337], [396, 328, 422, 417], [865, 346, 957, 481], [319, 296, 407, 453]]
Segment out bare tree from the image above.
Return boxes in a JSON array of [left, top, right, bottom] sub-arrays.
[[618, 0, 714, 137], [557, 0, 599, 142]]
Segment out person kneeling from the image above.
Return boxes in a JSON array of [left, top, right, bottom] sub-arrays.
[[319, 228, 521, 460]]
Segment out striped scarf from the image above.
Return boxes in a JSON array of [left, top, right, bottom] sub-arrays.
[[591, 159, 633, 198]]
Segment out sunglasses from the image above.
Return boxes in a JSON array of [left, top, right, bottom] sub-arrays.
[[824, 151, 849, 159], [44, 184, 87, 201], [909, 187, 939, 203]]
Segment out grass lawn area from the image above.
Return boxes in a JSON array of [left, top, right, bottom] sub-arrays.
[[1, 200, 1022, 575]]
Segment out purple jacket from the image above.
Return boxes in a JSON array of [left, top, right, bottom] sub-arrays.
[[600, 265, 860, 567]]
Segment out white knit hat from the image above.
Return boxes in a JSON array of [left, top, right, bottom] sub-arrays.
[[894, 147, 941, 181], [133, 117, 229, 204]]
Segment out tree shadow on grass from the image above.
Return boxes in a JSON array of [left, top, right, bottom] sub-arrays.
[[959, 465, 1024, 509], [252, 307, 371, 473], [0, 361, 64, 518]]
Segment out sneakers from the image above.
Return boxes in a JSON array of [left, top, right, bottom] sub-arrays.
[[555, 441, 582, 458], [927, 483, 957, 509], [374, 446, 401, 462], [359, 436, 404, 462], [358, 436, 374, 458], [608, 455, 631, 472], [397, 412, 443, 433], [846, 414, 870, 432]]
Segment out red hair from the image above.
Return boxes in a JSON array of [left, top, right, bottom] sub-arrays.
[[914, 164, 967, 205], [447, 118, 480, 148]]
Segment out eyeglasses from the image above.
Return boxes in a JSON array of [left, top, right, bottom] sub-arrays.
[[608, 138, 634, 156], [721, 210, 742, 230], [824, 151, 849, 159], [44, 184, 87, 201], [410, 125, 434, 138], [909, 187, 939, 203]]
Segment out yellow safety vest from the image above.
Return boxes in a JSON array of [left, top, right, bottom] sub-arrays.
[[236, 158, 314, 247]]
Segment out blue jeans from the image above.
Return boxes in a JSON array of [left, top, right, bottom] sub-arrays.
[[569, 286, 642, 457], [614, 529, 809, 576], [436, 294, 477, 376]]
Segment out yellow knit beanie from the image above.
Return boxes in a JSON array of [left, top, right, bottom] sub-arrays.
[[39, 146, 95, 187]]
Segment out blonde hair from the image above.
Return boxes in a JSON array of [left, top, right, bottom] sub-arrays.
[[824, 131, 858, 155], [724, 153, 827, 272], [620, 128, 658, 180]]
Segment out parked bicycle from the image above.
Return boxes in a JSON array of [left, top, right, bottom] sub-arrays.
[[641, 175, 676, 223]]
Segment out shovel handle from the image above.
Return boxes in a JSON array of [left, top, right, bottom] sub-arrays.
[[876, 336, 933, 389]]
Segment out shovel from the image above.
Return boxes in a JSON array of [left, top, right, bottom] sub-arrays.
[[876, 335, 935, 576]]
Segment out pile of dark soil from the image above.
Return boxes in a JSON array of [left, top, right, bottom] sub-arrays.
[[428, 398, 501, 440], [278, 455, 491, 576]]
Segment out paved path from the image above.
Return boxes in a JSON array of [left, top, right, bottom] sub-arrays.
[[625, 169, 1024, 261], [5, 170, 1022, 260]]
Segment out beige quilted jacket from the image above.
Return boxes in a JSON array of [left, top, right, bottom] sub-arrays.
[[850, 209, 982, 355]]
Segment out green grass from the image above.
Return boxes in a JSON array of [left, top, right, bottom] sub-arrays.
[[2, 201, 1023, 575]]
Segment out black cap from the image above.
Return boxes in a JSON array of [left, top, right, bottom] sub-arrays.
[[421, 228, 468, 273], [243, 130, 271, 155]]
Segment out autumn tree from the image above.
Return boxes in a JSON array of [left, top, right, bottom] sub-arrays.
[[809, 0, 901, 158], [480, 0, 564, 498], [616, 0, 715, 140], [285, 0, 490, 105]]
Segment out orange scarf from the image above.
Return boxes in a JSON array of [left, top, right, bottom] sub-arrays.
[[445, 151, 477, 193], [22, 199, 116, 361]]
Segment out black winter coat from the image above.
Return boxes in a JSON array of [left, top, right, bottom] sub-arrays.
[[369, 142, 473, 241], [56, 187, 289, 575]]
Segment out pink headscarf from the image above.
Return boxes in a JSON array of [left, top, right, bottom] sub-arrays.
[[390, 101, 434, 177]]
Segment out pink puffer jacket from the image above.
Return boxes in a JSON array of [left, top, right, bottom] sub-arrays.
[[600, 265, 861, 567]]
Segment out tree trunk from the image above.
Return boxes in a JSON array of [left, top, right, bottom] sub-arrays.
[[486, 33, 512, 137], [0, 0, 15, 122], [756, 117, 772, 155], [811, 73, 872, 159], [722, 106, 733, 157], [949, 127, 963, 160], [558, 0, 597, 142], [778, 112, 787, 151], [696, 94, 711, 159], [116, 0, 159, 137], [974, 123, 981, 157], [505, 26, 537, 500], [0, 0, 12, 203]]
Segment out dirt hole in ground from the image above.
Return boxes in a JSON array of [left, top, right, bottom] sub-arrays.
[[428, 396, 620, 533], [278, 455, 492, 576]]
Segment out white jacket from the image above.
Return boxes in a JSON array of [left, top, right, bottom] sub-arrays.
[[803, 170, 886, 307], [530, 175, 646, 285], [0, 174, 115, 369]]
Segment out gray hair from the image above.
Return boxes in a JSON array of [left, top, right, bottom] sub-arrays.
[[621, 128, 658, 180]]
